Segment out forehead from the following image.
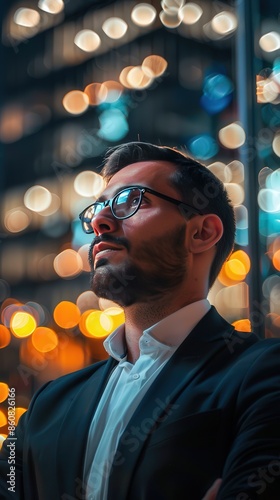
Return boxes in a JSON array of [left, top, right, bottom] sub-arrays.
[[104, 160, 177, 196]]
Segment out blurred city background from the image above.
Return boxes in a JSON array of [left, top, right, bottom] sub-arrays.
[[0, 0, 280, 443]]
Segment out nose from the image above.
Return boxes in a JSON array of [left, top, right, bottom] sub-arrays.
[[91, 207, 119, 236]]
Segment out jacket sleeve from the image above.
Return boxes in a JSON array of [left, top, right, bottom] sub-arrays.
[[217, 341, 280, 500]]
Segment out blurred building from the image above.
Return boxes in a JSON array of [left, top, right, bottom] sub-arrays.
[[0, 0, 280, 434]]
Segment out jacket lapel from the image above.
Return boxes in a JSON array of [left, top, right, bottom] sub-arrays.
[[56, 356, 117, 498], [107, 307, 235, 498]]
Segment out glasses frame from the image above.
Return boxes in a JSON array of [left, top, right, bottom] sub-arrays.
[[79, 185, 202, 234]]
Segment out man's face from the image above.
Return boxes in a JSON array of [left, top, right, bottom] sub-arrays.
[[88, 161, 190, 307]]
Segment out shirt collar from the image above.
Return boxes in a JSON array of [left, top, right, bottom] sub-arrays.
[[103, 299, 211, 362]]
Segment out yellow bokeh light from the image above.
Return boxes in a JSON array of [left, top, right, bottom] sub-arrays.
[[32, 327, 58, 353], [0, 434, 7, 450], [79, 310, 97, 337], [0, 383, 9, 403], [85, 310, 113, 338], [10, 312, 37, 338], [0, 410, 7, 428], [0, 325, 11, 349], [103, 307, 125, 330], [224, 259, 247, 281], [53, 301, 81, 329]]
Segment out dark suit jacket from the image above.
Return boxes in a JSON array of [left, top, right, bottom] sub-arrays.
[[1, 306, 280, 499]]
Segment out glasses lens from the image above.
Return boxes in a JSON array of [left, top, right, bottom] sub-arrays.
[[80, 205, 97, 233], [113, 188, 142, 218]]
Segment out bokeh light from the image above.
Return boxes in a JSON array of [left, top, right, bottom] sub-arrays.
[[0, 325, 11, 349], [142, 55, 168, 78], [211, 11, 237, 35], [32, 327, 58, 352], [24, 185, 52, 212], [10, 312, 37, 338], [258, 188, 280, 212], [259, 32, 280, 52], [188, 134, 218, 160], [15, 407, 27, 425], [74, 30, 101, 52], [85, 310, 113, 338], [84, 83, 107, 105], [0, 383, 9, 403], [102, 18, 128, 39], [38, 0, 64, 14], [4, 208, 31, 233], [0, 410, 7, 428], [14, 8, 40, 27], [76, 291, 99, 313], [272, 133, 280, 156], [53, 301, 81, 329], [232, 318, 251, 332], [62, 90, 89, 115], [77, 244, 91, 272], [131, 4, 157, 27], [179, 3, 203, 25], [98, 109, 129, 142], [219, 123, 246, 149], [74, 171, 105, 197], [53, 249, 83, 278]]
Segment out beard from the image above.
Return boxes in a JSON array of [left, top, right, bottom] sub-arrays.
[[88, 224, 188, 307]]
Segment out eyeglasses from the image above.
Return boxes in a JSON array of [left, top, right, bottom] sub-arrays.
[[79, 185, 202, 234]]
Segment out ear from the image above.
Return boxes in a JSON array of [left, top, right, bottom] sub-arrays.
[[187, 214, 223, 254]]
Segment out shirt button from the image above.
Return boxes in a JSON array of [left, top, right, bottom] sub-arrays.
[[132, 373, 140, 379]]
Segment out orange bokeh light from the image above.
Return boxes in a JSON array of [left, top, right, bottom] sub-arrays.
[[232, 319, 251, 332], [272, 249, 280, 271], [0, 383, 9, 403], [53, 301, 81, 329], [32, 327, 58, 353], [0, 325, 11, 348]]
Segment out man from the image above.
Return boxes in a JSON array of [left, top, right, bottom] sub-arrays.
[[1, 141, 280, 499]]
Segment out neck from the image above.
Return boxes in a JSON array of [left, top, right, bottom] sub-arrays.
[[123, 291, 205, 363]]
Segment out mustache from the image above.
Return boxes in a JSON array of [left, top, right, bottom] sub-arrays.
[[88, 234, 130, 267], [93, 234, 130, 251]]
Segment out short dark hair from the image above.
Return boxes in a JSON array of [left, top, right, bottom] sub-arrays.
[[101, 141, 236, 287]]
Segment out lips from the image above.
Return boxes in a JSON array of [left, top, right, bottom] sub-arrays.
[[93, 242, 123, 261]]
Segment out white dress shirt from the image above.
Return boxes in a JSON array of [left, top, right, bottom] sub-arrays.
[[84, 299, 211, 500]]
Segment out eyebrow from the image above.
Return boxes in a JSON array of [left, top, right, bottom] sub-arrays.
[[95, 185, 144, 203]]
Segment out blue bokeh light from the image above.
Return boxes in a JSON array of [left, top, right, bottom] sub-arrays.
[[188, 134, 219, 160]]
